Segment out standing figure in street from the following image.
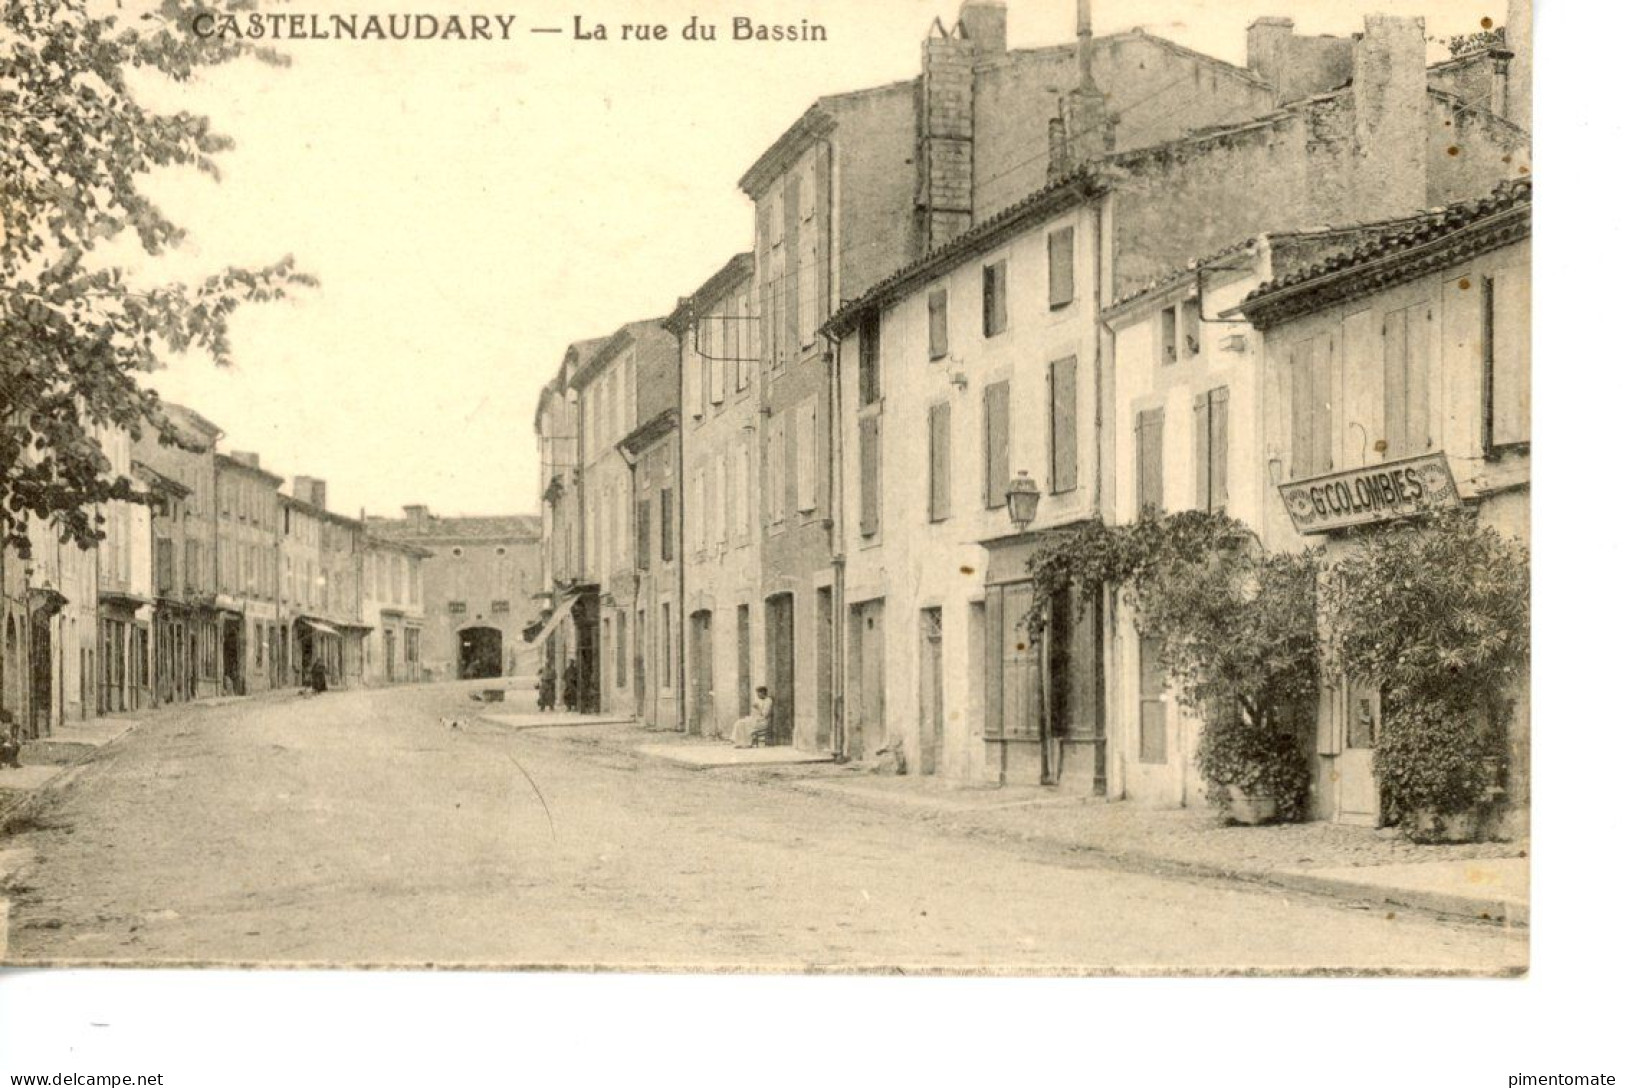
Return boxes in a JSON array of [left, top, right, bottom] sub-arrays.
[[537, 659, 557, 712], [733, 686, 774, 749], [310, 659, 328, 695], [560, 658, 579, 713]]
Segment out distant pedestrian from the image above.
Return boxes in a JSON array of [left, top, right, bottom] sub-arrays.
[[560, 659, 579, 713], [537, 660, 557, 711], [0, 713, 21, 770], [310, 660, 328, 694]]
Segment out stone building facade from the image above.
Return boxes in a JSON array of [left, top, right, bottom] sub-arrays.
[[361, 535, 429, 686], [215, 451, 284, 695]]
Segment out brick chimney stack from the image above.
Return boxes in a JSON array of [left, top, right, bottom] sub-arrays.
[[230, 450, 260, 468], [293, 475, 327, 511], [1352, 15, 1428, 220], [403, 504, 429, 532], [1063, 0, 1112, 163], [916, 9, 978, 252], [1504, 0, 1532, 132]]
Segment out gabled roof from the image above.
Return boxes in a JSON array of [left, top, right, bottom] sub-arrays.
[[160, 400, 224, 441], [534, 335, 611, 432], [738, 79, 915, 197], [213, 450, 284, 487], [1234, 177, 1531, 329], [568, 318, 675, 392], [665, 253, 754, 334], [824, 166, 1107, 337]]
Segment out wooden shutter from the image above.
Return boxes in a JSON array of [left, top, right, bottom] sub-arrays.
[[660, 486, 673, 561], [1136, 408, 1164, 515], [1405, 305, 1431, 456], [796, 402, 817, 513], [858, 313, 880, 406], [1048, 227, 1075, 309], [859, 415, 881, 537], [1049, 355, 1078, 494], [1487, 267, 1531, 447], [928, 288, 948, 361], [1383, 308, 1408, 459], [984, 588, 1004, 738], [635, 499, 650, 569], [1138, 634, 1167, 763], [783, 174, 800, 356], [1209, 386, 1229, 512], [1193, 391, 1212, 511], [983, 381, 1010, 508], [815, 146, 831, 336], [929, 401, 952, 521], [1310, 332, 1335, 473]]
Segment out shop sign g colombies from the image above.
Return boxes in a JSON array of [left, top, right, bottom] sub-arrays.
[[1278, 452, 1460, 535]]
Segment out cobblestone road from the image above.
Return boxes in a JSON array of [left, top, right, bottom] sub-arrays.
[[0, 683, 1526, 973]]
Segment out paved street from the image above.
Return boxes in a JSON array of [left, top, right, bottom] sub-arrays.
[[0, 683, 1526, 973]]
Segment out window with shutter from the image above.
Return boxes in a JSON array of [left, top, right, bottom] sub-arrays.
[[636, 498, 651, 570], [859, 415, 881, 538], [983, 260, 1008, 337], [1138, 634, 1167, 763], [660, 486, 673, 562], [858, 312, 881, 406], [1135, 407, 1164, 516], [1160, 307, 1178, 365], [1048, 355, 1078, 494], [1383, 303, 1431, 459], [928, 288, 949, 361], [796, 401, 817, 513], [696, 464, 709, 550], [1486, 268, 1530, 449], [737, 291, 754, 390], [714, 457, 726, 544], [928, 401, 952, 522], [983, 380, 1010, 509], [784, 175, 801, 355], [1048, 227, 1075, 310], [1194, 387, 1229, 512], [735, 442, 751, 539]]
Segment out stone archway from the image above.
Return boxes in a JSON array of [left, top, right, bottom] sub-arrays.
[[457, 626, 503, 680]]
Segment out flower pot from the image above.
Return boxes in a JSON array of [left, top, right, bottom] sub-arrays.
[[1407, 807, 1482, 844], [1226, 786, 1278, 826]]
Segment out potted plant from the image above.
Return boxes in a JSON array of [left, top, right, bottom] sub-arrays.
[[1195, 704, 1310, 824], [1373, 696, 1496, 843]]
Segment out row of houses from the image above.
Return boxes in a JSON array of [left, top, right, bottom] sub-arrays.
[[0, 401, 432, 741], [529, 0, 1532, 824]]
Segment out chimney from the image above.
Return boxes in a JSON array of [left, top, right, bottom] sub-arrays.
[[403, 504, 429, 531], [958, 0, 1006, 55], [916, 12, 977, 252], [1062, 0, 1111, 163], [293, 475, 327, 511], [230, 450, 260, 468], [1047, 114, 1073, 181], [1504, 0, 1532, 132], [1352, 15, 1429, 220], [1247, 17, 1294, 91]]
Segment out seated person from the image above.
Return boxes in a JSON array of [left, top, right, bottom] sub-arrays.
[[732, 686, 774, 748]]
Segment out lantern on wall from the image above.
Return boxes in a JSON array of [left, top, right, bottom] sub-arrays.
[[1005, 471, 1040, 533]]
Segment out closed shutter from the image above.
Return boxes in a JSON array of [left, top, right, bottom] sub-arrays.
[[1209, 386, 1229, 512], [1048, 226, 1075, 309], [859, 415, 881, 537], [1487, 267, 1531, 447], [983, 261, 1008, 336], [660, 487, 673, 562], [983, 380, 1010, 509], [1138, 634, 1167, 763], [757, 201, 775, 372], [721, 455, 733, 546], [735, 443, 751, 538], [784, 174, 800, 356], [1136, 408, 1164, 515], [1383, 306, 1430, 459], [928, 288, 948, 361], [928, 401, 952, 521], [1311, 332, 1335, 473], [1290, 339, 1311, 477], [796, 401, 817, 513], [984, 587, 1004, 739], [814, 148, 831, 337], [1049, 355, 1078, 494]]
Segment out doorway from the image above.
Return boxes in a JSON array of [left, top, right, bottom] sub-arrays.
[[816, 588, 834, 749], [735, 605, 752, 722], [222, 616, 242, 696], [919, 608, 944, 775], [689, 611, 714, 735], [764, 594, 795, 746], [29, 612, 52, 738], [458, 626, 503, 680], [846, 599, 886, 761], [1336, 685, 1382, 826]]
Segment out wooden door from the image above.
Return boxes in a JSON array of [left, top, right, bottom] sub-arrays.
[[1337, 686, 1382, 826], [689, 611, 713, 735], [766, 595, 795, 745], [848, 600, 887, 760]]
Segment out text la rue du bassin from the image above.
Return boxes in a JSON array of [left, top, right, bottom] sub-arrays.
[[573, 15, 827, 41]]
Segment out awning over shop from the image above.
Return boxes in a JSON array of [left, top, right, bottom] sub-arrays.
[[298, 617, 340, 637], [523, 590, 582, 645]]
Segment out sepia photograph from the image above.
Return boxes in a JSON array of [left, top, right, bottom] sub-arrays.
[[0, 0, 1540, 984]]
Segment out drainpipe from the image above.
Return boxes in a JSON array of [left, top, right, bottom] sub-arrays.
[[674, 312, 688, 736], [822, 327, 846, 762]]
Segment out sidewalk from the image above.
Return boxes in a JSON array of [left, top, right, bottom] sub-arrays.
[[770, 769, 1527, 925]]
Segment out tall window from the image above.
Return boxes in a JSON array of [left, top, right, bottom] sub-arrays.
[[1382, 303, 1431, 460], [1048, 355, 1079, 494], [857, 311, 881, 406], [1194, 387, 1230, 513], [928, 402, 952, 523], [636, 498, 651, 570], [1180, 296, 1202, 357], [928, 288, 949, 361], [982, 380, 1010, 510], [982, 260, 1008, 337], [660, 486, 674, 562], [1484, 268, 1531, 451], [858, 415, 881, 539], [1048, 227, 1075, 310], [616, 609, 628, 688], [661, 602, 673, 688], [795, 401, 817, 514], [1159, 306, 1178, 365], [1290, 333, 1336, 477], [1135, 407, 1164, 516]]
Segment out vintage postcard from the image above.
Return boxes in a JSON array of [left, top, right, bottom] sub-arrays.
[[0, 0, 1531, 976]]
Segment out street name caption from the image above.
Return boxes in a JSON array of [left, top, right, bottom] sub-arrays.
[[191, 11, 829, 43]]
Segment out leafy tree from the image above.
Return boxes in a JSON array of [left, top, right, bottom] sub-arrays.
[[1321, 508, 1530, 832], [1026, 511, 1320, 818], [1, 0, 312, 557]]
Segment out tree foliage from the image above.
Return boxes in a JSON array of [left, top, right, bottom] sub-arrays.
[[1, 0, 312, 556], [1321, 507, 1530, 827], [1026, 511, 1320, 818]]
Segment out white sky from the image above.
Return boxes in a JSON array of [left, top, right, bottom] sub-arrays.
[[138, 0, 1488, 518]]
